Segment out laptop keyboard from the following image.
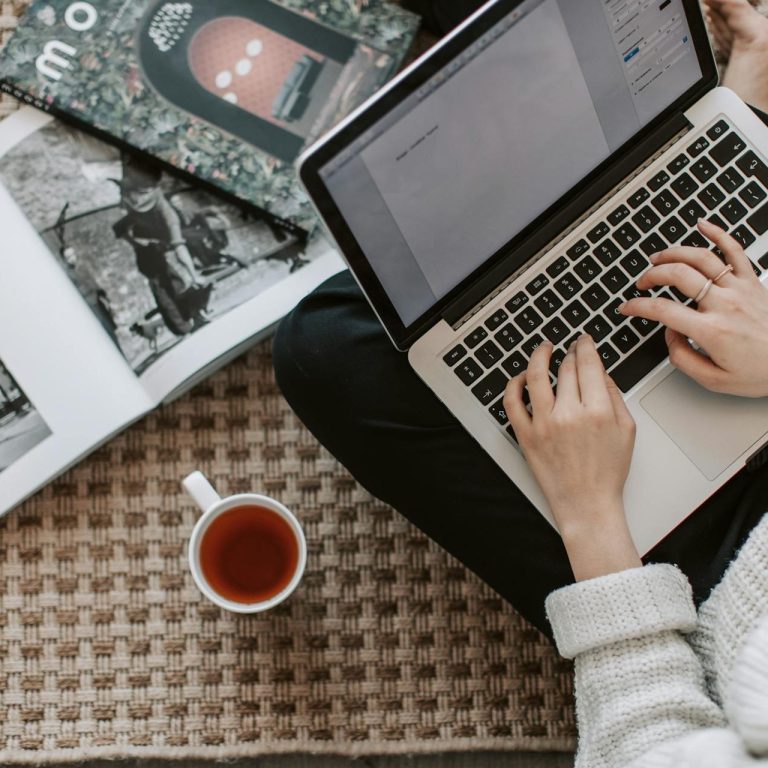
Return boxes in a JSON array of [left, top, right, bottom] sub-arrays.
[[443, 117, 768, 444]]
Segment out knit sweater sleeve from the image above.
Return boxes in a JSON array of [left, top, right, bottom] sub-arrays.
[[545, 564, 729, 768]]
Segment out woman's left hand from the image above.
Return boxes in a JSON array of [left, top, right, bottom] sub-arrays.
[[503, 335, 642, 580]]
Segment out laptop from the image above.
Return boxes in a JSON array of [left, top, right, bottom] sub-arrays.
[[297, 0, 768, 554]]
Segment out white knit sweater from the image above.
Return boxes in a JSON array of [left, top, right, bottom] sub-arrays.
[[545, 514, 768, 767]]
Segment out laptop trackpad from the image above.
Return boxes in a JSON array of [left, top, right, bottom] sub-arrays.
[[641, 371, 768, 481]]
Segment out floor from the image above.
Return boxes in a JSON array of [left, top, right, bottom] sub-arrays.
[[53, 754, 574, 768]]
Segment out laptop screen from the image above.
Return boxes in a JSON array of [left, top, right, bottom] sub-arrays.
[[317, 0, 704, 326]]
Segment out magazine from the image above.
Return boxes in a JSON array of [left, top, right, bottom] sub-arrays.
[[0, 106, 344, 514], [0, 0, 419, 230]]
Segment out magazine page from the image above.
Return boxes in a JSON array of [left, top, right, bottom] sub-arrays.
[[0, 109, 153, 514], [0, 0, 419, 229], [0, 107, 345, 403], [137, 231, 343, 403]]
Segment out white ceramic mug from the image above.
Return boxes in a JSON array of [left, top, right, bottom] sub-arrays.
[[182, 471, 307, 613]]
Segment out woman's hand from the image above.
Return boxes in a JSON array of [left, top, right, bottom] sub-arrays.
[[503, 336, 641, 580], [621, 219, 768, 397]]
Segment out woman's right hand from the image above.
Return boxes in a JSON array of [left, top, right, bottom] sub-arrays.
[[620, 219, 768, 398]]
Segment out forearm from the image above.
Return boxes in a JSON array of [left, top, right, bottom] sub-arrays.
[[546, 565, 726, 768]]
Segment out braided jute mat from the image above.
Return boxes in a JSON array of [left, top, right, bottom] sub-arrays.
[[4, 0, 757, 760]]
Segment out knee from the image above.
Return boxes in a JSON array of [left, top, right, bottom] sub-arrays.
[[272, 271, 361, 408]]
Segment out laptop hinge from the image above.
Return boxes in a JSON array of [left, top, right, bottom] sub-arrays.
[[442, 111, 693, 330]]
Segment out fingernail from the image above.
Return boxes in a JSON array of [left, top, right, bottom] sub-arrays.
[[649, 252, 660, 263], [618, 302, 628, 312]]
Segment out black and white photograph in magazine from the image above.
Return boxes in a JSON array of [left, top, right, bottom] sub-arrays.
[[0, 358, 51, 474], [0, 119, 315, 374]]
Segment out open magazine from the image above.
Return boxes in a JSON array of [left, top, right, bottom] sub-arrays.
[[0, 106, 344, 514], [0, 0, 419, 230]]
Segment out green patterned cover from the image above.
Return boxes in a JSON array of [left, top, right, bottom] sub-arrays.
[[0, 0, 419, 230]]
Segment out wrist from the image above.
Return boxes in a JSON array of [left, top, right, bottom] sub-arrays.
[[557, 502, 642, 581]]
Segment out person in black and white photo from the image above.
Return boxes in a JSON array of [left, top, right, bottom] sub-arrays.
[[0, 359, 51, 474]]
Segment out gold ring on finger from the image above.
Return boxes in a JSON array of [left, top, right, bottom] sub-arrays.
[[694, 277, 714, 304], [712, 264, 734, 284]]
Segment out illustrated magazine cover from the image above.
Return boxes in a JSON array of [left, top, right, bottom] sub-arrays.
[[0, 0, 419, 229]]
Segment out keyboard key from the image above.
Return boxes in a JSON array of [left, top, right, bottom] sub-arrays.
[[476, 340, 504, 368], [611, 326, 640, 354], [526, 274, 549, 295], [721, 198, 749, 225], [593, 238, 621, 266], [717, 167, 745, 193], [620, 250, 646, 277], [708, 213, 728, 231], [604, 299, 626, 326], [639, 232, 667, 256], [707, 119, 729, 141], [671, 172, 698, 199], [607, 204, 630, 226], [534, 289, 563, 317], [648, 170, 670, 192], [737, 150, 768, 186], [586, 221, 610, 244], [583, 315, 612, 342], [597, 342, 620, 370], [760, 251, 768, 271], [505, 424, 517, 443], [739, 181, 767, 208], [622, 286, 651, 302], [443, 344, 466, 366], [628, 188, 650, 209], [667, 153, 690, 174], [630, 316, 658, 337], [574, 255, 601, 283], [502, 351, 527, 377], [522, 334, 544, 357], [680, 199, 707, 226], [465, 327, 488, 348], [610, 328, 668, 393], [554, 273, 582, 299], [651, 189, 679, 216], [659, 216, 685, 243], [495, 323, 523, 352], [583, 283, 610, 310], [632, 205, 661, 233], [472, 368, 508, 405], [614, 222, 641, 249], [485, 308, 509, 331], [489, 398, 509, 425], [505, 291, 528, 313], [455, 358, 483, 385], [562, 299, 590, 328], [710, 132, 747, 167], [542, 317, 569, 344], [514, 307, 543, 334], [687, 136, 710, 157], [549, 348, 566, 376], [600, 266, 629, 292], [747, 201, 768, 235], [546, 255, 569, 278], [698, 183, 726, 211], [681, 230, 709, 248], [731, 224, 756, 250], [691, 158, 717, 183], [566, 238, 590, 260]]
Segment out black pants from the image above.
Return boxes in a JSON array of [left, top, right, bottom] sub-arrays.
[[273, 107, 768, 640]]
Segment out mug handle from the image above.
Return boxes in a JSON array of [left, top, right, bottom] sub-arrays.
[[182, 471, 221, 514]]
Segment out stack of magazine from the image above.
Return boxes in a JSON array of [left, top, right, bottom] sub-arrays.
[[0, 0, 419, 513]]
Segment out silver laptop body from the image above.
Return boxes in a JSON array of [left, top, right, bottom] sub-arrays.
[[298, 0, 768, 553]]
